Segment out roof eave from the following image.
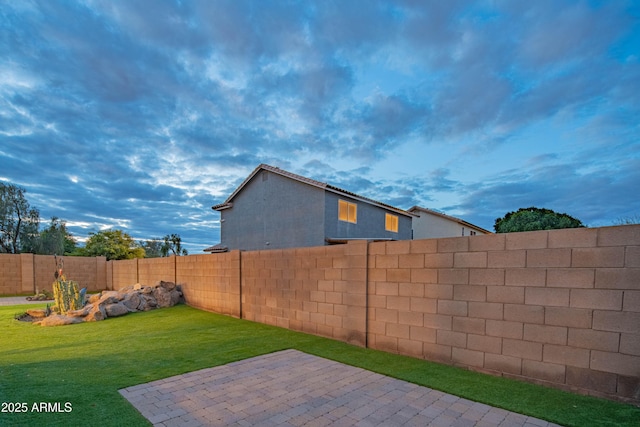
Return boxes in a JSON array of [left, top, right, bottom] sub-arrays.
[[212, 202, 233, 211], [326, 185, 415, 218]]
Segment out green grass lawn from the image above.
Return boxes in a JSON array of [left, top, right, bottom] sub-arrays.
[[1, 303, 638, 427]]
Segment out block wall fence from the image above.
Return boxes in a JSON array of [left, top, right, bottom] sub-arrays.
[[0, 254, 107, 295], [1, 225, 638, 403]]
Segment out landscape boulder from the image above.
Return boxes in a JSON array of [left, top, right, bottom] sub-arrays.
[[26, 309, 48, 318], [34, 282, 183, 326], [105, 302, 129, 317], [122, 293, 141, 311], [38, 314, 84, 327]]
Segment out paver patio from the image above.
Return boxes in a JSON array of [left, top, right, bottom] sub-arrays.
[[119, 349, 562, 427]]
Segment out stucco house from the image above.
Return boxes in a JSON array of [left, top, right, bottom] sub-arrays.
[[409, 206, 492, 238], [207, 164, 413, 252]]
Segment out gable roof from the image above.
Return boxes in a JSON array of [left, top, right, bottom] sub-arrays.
[[212, 164, 413, 217], [408, 206, 492, 234]]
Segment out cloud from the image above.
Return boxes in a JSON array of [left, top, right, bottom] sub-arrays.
[[515, 1, 627, 67], [1, 1, 638, 251], [449, 153, 640, 230]]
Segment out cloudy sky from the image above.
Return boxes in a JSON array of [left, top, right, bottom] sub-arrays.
[[2, 1, 639, 253]]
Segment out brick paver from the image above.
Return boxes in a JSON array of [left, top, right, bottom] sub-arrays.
[[119, 349, 562, 427]]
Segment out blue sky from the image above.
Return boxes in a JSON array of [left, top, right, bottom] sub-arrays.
[[1, 0, 639, 253]]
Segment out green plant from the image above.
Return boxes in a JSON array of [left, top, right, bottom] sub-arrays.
[[52, 280, 83, 314], [494, 206, 584, 233], [13, 311, 28, 321]]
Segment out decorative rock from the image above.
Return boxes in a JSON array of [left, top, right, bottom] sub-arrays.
[[26, 309, 48, 318], [170, 290, 181, 306], [140, 294, 157, 310], [122, 293, 141, 311], [36, 315, 83, 326], [98, 295, 120, 306], [159, 280, 176, 291], [101, 291, 120, 299], [153, 286, 173, 308], [34, 281, 182, 326], [105, 303, 129, 317], [65, 305, 93, 317], [84, 308, 104, 322]]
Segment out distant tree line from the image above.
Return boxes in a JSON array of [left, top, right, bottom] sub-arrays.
[[493, 207, 585, 233], [0, 181, 187, 260]]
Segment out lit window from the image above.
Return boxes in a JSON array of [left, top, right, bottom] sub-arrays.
[[338, 200, 357, 223], [385, 213, 398, 232]]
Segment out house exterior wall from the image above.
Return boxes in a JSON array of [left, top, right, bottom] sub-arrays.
[[220, 169, 326, 251], [413, 211, 485, 239], [413, 213, 464, 238], [324, 192, 412, 241]]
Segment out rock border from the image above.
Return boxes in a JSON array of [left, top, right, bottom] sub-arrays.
[[32, 281, 183, 326]]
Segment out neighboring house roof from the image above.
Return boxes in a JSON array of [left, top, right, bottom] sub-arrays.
[[408, 206, 492, 234], [325, 237, 395, 244], [203, 243, 228, 253], [212, 163, 414, 218]]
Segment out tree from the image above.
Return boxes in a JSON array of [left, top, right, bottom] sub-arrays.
[[81, 229, 145, 260], [35, 217, 77, 255], [494, 207, 585, 233], [161, 234, 188, 256], [612, 214, 640, 225], [140, 239, 164, 258], [0, 182, 40, 253]]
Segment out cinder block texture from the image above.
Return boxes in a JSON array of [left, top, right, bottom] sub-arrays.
[[112, 259, 138, 289], [139, 257, 176, 285], [240, 242, 367, 347], [178, 252, 241, 317], [8, 224, 634, 403], [0, 254, 22, 294]]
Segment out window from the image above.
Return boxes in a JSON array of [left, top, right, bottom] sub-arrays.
[[338, 200, 357, 223], [385, 213, 398, 232]]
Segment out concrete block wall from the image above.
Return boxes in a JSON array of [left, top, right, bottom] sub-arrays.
[[177, 252, 241, 317], [33, 255, 56, 292], [111, 258, 138, 289], [241, 242, 367, 346], [139, 257, 176, 286], [0, 254, 22, 294], [0, 254, 107, 294], [367, 225, 640, 402], [19, 254, 34, 294], [43, 255, 106, 292]]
